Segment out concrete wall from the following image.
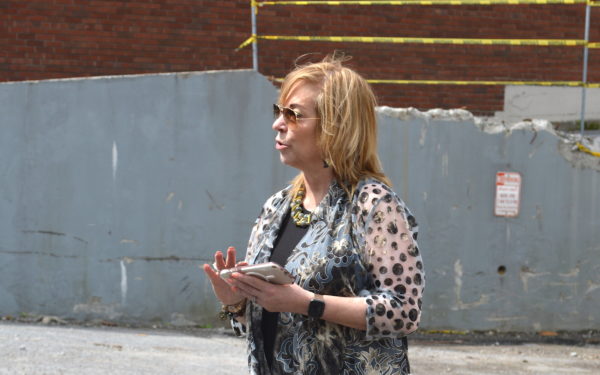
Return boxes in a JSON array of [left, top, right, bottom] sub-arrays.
[[0, 70, 295, 325], [378, 108, 600, 331], [1, 71, 599, 331]]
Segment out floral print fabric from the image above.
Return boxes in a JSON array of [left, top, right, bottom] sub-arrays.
[[233, 178, 425, 375]]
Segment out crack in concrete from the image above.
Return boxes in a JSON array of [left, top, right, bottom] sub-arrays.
[[0, 250, 78, 259], [21, 230, 88, 244]]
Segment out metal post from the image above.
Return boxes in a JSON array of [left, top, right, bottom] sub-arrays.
[[251, 0, 258, 71], [580, 2, 591, 138]]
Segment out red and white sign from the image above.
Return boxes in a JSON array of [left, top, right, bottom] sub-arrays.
[[494, 171, 521, 217]]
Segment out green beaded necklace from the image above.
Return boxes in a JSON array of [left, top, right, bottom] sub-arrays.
[[291, 186, 312, 227]]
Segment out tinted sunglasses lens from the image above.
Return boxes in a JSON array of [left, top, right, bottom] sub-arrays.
[[283, 108, 297, 122], [273, 104, 297, 123]]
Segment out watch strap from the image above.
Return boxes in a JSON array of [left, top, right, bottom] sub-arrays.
[[308, 294, 325, 318]]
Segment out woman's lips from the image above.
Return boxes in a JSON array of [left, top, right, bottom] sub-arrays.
[[275, 140, 289, 150]]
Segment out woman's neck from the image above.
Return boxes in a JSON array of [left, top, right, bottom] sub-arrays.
[[301, 167, 334, 211]]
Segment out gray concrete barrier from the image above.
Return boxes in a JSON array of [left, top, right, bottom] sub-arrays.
[[1, 70, 598, 331]]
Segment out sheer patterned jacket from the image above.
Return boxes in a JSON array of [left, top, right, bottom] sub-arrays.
[[232, 178, 425, 375]]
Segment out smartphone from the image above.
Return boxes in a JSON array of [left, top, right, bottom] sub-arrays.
[[219, 262, 294, 285]]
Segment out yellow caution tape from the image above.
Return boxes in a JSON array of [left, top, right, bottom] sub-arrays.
[[240, 33, 597, 50], [367, 79, 587, 86], [270, 77, 598, 87], [236, 35, 257, 50], [239, 34, 598, 49], [577, 142, 600, 157], [421, 329, 469, 335], [258, 0, 588, 5], [255, 34, 585, 46]]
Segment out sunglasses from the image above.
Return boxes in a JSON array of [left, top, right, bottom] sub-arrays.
[[273, 104, 319, 124]]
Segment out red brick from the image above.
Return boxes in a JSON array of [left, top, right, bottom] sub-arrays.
[[0, 0, 597, 112]]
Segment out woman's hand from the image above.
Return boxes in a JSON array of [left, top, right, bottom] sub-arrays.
[[228, 266, 368, 330], [202, 246, 247, 306], [228, 271, 313, 314]]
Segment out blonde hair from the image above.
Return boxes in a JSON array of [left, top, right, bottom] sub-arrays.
[[280, 54, 391, 198]]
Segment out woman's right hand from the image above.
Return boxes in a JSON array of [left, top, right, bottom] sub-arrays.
[[202, 246, 247, 306]]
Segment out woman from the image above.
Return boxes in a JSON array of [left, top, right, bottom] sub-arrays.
[[203, 55, 424, 374]]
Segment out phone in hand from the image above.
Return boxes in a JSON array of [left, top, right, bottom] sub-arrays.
[[219, 262, 294, 285]]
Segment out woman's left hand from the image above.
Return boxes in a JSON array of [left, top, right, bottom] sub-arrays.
[[229, 272, 312, 314]]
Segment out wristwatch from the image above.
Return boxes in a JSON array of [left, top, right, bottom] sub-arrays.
[[219, 299, 247, 320], [307, 294, 325, 318]]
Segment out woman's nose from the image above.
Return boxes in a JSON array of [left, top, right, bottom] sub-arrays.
[[272, 115, 286, 131]]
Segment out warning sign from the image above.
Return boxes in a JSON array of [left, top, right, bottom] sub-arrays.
[[494, 172, 522, 217]]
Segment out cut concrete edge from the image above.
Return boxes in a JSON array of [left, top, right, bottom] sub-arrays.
[[377, 105, 558, 135], [377, 106, 600, 171], [377, 106, 475, 124], [0, 69, 256, 85], [377, 106, 599, 146]]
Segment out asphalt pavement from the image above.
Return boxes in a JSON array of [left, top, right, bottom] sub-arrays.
[[1, 322, 599, 375]]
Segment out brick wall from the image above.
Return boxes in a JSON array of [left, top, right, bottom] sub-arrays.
[[1, 0, 598, 114]]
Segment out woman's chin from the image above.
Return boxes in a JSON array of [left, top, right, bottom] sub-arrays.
[[279, 154, 291, 166], [279, 155, 301, 169]]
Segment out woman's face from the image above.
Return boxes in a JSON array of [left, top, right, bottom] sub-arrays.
[[273, 82, 322, 172]]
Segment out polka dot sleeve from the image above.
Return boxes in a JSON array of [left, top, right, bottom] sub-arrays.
[[355, 183, 425, 339]]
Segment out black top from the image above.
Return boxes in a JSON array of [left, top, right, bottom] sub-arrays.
[[261, 208, 309, 369]]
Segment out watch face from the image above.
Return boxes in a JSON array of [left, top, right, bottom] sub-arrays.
[[308, 299, 325, 318]]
